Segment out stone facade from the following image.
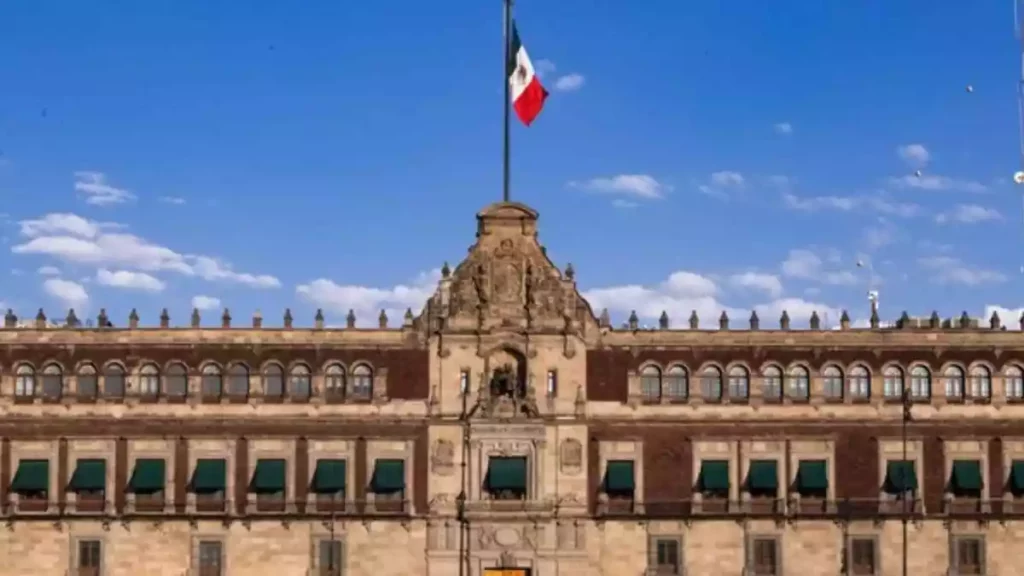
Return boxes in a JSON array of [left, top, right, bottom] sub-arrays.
[[0, 202, 1023, 574]]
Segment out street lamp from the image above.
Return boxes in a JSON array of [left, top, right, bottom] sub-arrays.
[[900, 386, 913, 576]]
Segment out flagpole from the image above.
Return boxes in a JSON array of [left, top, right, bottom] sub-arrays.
[[502, 0, 512, 203]]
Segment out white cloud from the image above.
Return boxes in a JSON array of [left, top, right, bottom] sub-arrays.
[[773, 122, 793, 135], [568, 175, 669, 199], [862, 223, 897, 250], [783, 193, 920, 217], [611, 199, 637, 209], [728, 272, 783, 298], [935, 204, 1001, 224], [533, 59, 556, 79], [918, 256, 1007, 286], [781, 249, 859, 285], [96, 269, 165, 292], [12, 212, 280, 288], [897, 144, 930, 166], [985, 305, 1023, 328], [553, 73, 585, 92], [159, 196, 186, 205], [74, 171, 136, 206], [888, 174, 987, 193], [296, 269, 441, 323], [191, 295, 221, 311], [43, 278, 88, 307], [698, 171, 745, 199], [37, 265, 60, 276]]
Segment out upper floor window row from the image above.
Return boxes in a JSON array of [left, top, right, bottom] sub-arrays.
[[638, 362, 1018, 404], [9, 361, 377, 403]]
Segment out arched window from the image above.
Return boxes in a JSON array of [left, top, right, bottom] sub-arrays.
[[15, 364, 36, 397], [263, 364, 284, 398], [139, 364, 160, 396], [943, 366, 966, 400], [325, 364, 346, 397], [201, 364, 223, 399], [227, 364, 249, 398], [968, 366, 991, 400], [788, 366, 810, 400], [1005, 366, 1024, 400], [910, 365, 931, 400], [289, 365, 311, 400], [165, 363, 188, 398], [883, 366, 904, 399], [664, 365, 688, 401], [700, 366, 723, 401], [640, 365, 661, 402], [351, 364, 373, 400], [77, 364, 98, 399], [762, 365, 783, 400], [104, 364, 125, 398], [847, 365, 871, 399], [42, 364, 63, 399], [728, 366, 749, 399], [822, 366, 844, 400]]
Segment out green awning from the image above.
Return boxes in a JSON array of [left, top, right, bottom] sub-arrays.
[[128, 458, 165, 494], [485, 457, 527, 492], [11, 459, 48, 492], [69, 459, 106, 492], [1011, 461, 1024, 492], [884, 460, 918, 493], [796, 460, 828, 492], [698, 460, 730, 492], [747, 460, 778, 491], [370, 459, 406, 493], [312, 459, 347, 494], [604, 460, 635, 493], [191, 458, 226, 493], [250, 459, 286, 493], [950, 460, 983, 492]]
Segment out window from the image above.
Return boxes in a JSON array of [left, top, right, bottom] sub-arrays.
[[848, 365, 870, 399], [951, 536, 985, 575], [77, 364, 98, 399], [883, 460, 917, 500], [128, 458, 166, 510], [640, 365, 661, 402], [847, 537, 877, 575], [459, 370, 470, 394], [762, 366, 783, 401], [484, 456, 527, 501], [312, 459, 347, 512], [749, 537, 779, 575], [69, 458, 107, 512], [317, 539, 344, 576], [546, 369, 558, 395], [350, 364, 373, 400], [165, 363, 188, 398], [910, 366, 930, 400], [697, 460, 729, 499], [139, 364, 160, 397], [77, 539, 102, 576], [701, 366, 723, 401], [227, 364, 249, 398], [949, 460, 983, 499], [251, 458, 287, 511], [728, 366, 749, 400], [944, 366, 965, 400], [263, 364, 284, 398], [647, 536, 681, 575], [823, 366, 844, 400], [883, 366, 903, 400], [15, 364, 35, 397], [746, 460, 778, 498], [290, 364, 312, 400], [41, 364, 63, 399], [103, 364, 125, 398], [197, 540, 224, 576], [795, 460, 828, 498], [370, 458, 407, 511], [325, 364, 346, 397], [602, 460, 635, 512], [201, 365, 222, 399], [1006, 366, 1024, 400], [191, 459, 227, 512], [967, 366, 990, 400], [664, 365, 688, 401], [11, 458, 49, 510], [788, 366, 809, 400]]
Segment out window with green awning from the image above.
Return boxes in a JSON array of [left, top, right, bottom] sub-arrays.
[[370, 459, 406, 494], [69, 459, 106, 492], [11, 459, 49, 493], [604, 460, 635, 494], [747, 460, 778, 495], [485, 457, 527, 494], [190, 458, 226, 494], [884, 460, 918, 494], [312, 459, 347, 494], [949, 460, 983, 496], [697, 460, 730, 495], [1011, 460, 1024, 496], [128, 458, 165, 494], [250, 459, 286, 493], [795, 460, 828, 496]]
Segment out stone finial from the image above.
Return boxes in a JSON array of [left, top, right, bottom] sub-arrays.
[[565, 263, 575, 281], [128, 308, 139, 329], [658, 311, 669, 330], [190, 308, 200, 328], [598, 308, 611, 328], [780, 310, 790, 330], [959, 311, 970, 329], [159, 308, 170, 328], [345, 309, 355, 328], [98, 308, 110, 328], [574, 385, 586, 417], [749, 310, 760, 330], [840, 310, 850, 330], [897, 311, 910, 329], [66, 309, 80, 328], [1020, 311, 1024, 331], [990, 310, 1001, 330], [404, 308, 414, 327], [929, 311, 940, 329], [627, 310, 639, 331], [378, 309, 388, 329], [688, 310, 699, 330], [441, 262, 451, 278], [719, 311, 729, 330], [221, 308, 231, 329], [35, 308, 46, 328], [283, 308, 293, 329], [809, 311, 821, 330], [315, 309, 326, 330], [253, 309, 263, 329], [870, 307, 880, 329], [4, 309, 16, 328]]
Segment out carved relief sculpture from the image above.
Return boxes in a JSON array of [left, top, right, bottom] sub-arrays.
[[430, 439, 455, 476], [559, 438, 583, 476]]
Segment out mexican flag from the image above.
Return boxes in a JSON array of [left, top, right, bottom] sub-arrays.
[[507, 21, 548, 126]]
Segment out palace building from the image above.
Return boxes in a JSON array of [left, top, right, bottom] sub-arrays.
[[1, 201, 1022, 575]]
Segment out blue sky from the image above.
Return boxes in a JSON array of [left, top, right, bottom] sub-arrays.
[[0, 1, 1022, 328]]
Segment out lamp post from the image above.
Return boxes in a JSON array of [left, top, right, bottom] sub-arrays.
[[901, 386, 913, 576], [456, 490, 467, 576]]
